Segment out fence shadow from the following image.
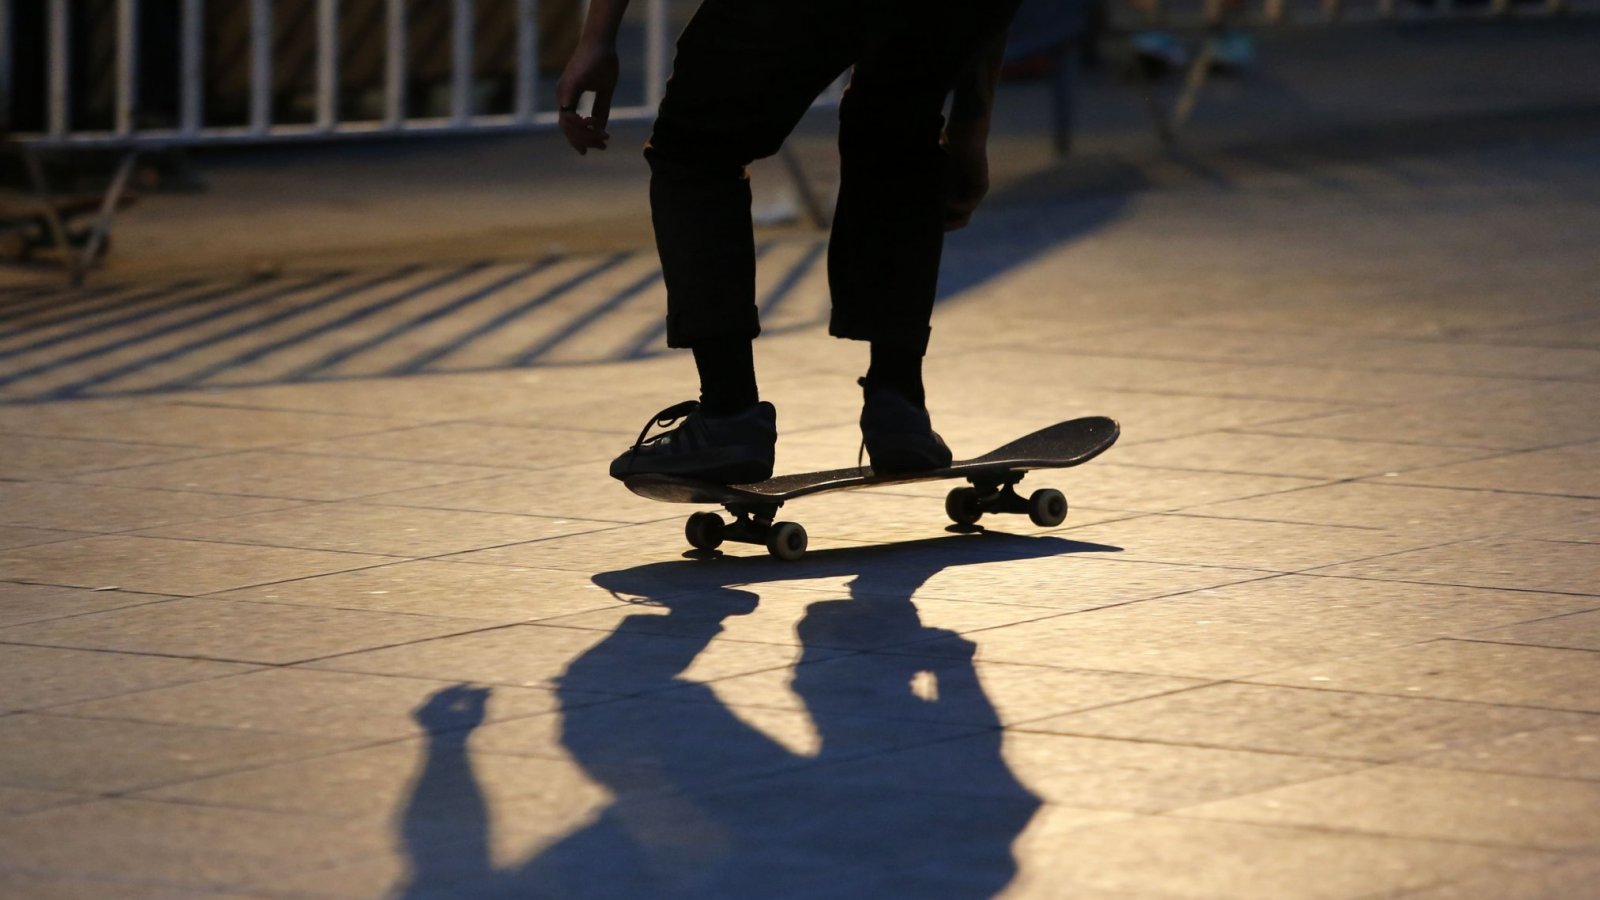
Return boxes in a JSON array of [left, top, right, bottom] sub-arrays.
[[396, 531, 1121, 898]]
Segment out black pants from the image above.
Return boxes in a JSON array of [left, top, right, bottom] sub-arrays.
[[647, 0, 1020, 357]]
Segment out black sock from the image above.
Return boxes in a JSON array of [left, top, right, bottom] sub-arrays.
[[866, 341, 926, 408], [692, 338, 758, 415]]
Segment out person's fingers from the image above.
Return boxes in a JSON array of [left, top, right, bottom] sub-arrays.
[[592, 88, 614, 133]]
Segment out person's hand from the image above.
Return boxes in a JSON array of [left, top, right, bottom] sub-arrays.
[[413, 683, 491, 732], [556, 40, 620, 155], [940, 129, 989, 231]]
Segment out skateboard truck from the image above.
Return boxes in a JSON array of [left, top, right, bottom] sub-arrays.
[[685, 501, 808, 561], [944, 474, 1068, 529]]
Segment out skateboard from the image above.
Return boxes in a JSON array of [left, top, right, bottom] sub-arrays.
[[623, 415, 1119, 561]]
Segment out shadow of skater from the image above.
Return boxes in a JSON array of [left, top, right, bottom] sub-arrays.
[[399, 531, 1120, 898]]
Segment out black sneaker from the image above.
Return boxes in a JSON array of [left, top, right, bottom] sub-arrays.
[[609, 400, 777, 484], [859, 378, 953, 475]]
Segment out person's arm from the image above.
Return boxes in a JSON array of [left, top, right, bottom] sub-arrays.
[[555, 0, 633, 154], [941, 27, 1010, 231]]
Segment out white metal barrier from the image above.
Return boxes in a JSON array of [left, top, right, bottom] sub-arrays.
[[5, 0, 670, 147], [0, 0, 683, 284]]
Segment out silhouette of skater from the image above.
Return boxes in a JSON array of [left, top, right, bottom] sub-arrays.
[[399, 533, 1118, 897]]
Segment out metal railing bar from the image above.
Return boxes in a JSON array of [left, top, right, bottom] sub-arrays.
[[8, 106, 669, 148], [116, 0, 139, 135], [48, 0, 69, 137], [251, 0, 272, 134], [645, 0, 667, 109], [385, 0, 406, 127], [516, 0, 539, 122], [0, 0, 12, 128], [181, 0, 202, 134], [318, 0, 339, 131], [452, 0, 474, 125]]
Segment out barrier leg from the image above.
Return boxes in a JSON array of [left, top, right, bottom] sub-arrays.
[[76, 150, 140, 287], [17, 145, 78, 281]]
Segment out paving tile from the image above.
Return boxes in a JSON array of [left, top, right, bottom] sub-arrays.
[[306, 622, 827, 694], [1301, 338, 1600, 380], [671, 654, 1200, 727], [819, 731, 1359, 813], [138, 738, 630, 819], [0, 712, 360, 794], [1259, 383, 1600, 450], [1003, 814, 1538, 900], [1152, 363, 1527, 406], [0, 433, 215, 479], [554, 528, 1197, 613], [895, 576, 1591, 679], [1467, 608, 1600, 652], [0, 597, 489, 664], [284, 421, 622, 469], [1044, 324, 1351, 366], [0, 534, 390, 595], [0, 870, 276, 900], [54, 669, 592, 740], [863, 555, 1271, 611], [0, 799, 393, 889], [0, 582, 169, 627], [362, 461, 668, 523], [1108, 431, 1489, 479], [0, 401, 406, 449], [72, 449, 515, 501], [541, 771, 1047, 899], [0, 525, 84, 550], [1252, 639, 1600, 712], [1389, 849, 1600, 899], [1189, 481, 1600, 542], [1023, 682, 1585, 762], [0, 643, 256, 713], [995, 462, 1327, 513], [1180, 765, 1600, 851], [140, 501, 617, 557], [209, 559, 628, 622], [0, 481, 300, 532], [1059, 514, 1427, 572], [182, 368, 625, 422], [1406, 718, 1600, 781], [1313, 538, 1600, 595], [469, 693, 982, 781], [538, 585, 1062, 651], [1392, 442, 1600, 498], [0, 786, 91, 815]]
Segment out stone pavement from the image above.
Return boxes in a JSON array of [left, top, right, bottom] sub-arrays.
[[3, 24, 1600, 900]]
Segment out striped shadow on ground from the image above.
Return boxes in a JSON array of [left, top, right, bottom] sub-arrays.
[[0, 239, 830, 404]]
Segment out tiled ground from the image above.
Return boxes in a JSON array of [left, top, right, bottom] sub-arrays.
[[4, 27, 1600, 900]]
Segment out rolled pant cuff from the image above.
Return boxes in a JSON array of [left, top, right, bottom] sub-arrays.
[[666, 307, 763, 349], [827, 319, 931, 356]]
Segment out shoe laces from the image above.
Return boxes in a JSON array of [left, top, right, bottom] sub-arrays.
[[629, 400, 701, 453]]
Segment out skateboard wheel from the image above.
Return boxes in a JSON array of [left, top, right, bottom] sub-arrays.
[[1027, 488, 1068, 527], [685, 512, 725, 551], [766, 521, 808, 561], [945, 487, 983, 525]]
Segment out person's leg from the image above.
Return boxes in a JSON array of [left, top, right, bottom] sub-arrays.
[[829, 0, 1020, 472], [613, 0, 884, 481]]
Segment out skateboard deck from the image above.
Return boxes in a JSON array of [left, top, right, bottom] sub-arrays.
[[625, 415, 1119, 560]]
